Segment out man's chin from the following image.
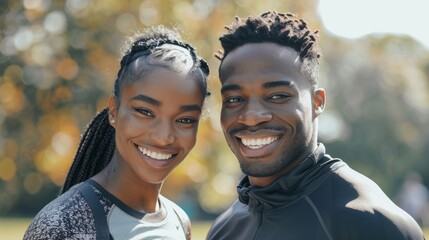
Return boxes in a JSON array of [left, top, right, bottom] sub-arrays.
[[240, 162, 278, 177]]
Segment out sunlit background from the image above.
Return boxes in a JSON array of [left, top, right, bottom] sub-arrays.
[[1, 0, 428, 239]]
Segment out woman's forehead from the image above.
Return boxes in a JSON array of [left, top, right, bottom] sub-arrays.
[[121, 67, 204, 105]]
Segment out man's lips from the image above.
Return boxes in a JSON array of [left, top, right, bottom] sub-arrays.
[[240, 136, 279, 149], [233, 129, 283, 155]]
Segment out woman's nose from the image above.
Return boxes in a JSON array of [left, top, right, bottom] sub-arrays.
[[148, 120, 175, 146]]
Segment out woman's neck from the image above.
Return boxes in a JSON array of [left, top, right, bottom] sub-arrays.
[[92, 158, 162, 213]]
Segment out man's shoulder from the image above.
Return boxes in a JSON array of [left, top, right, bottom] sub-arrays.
[[214, 199, 248, 220], [324, 166, 424, 239], [327, 165, 407, 216], [331, 206, 424, 239], [325, 162, 386, 197], [207, 200, 248, 238]]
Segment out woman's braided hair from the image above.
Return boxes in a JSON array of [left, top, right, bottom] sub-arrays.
[[217, 11, 321, 86], [61, 26, 209, 193]]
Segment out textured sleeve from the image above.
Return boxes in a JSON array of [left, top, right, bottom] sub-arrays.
[[23, 187, 98, 240], [24, 222, 66, 240]]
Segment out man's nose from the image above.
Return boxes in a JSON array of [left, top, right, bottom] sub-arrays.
[[237, 100, 272, 126]]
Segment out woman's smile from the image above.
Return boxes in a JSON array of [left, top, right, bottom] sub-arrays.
[[136, 144, 175, 160]]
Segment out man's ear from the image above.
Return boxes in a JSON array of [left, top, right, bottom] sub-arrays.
[[313, 88, 326, 117], [108, 95, 118, 127]]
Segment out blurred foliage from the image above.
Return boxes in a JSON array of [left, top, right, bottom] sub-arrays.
[[0, 0, 428, 220]]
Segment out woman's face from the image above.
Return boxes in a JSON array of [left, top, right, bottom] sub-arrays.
[[109, 67, 205, 184]]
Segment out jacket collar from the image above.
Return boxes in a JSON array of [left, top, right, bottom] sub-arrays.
[[237, 143, 338, 211]]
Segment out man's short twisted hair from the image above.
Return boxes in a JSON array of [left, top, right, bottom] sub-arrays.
[[218, 11, 321, 86]]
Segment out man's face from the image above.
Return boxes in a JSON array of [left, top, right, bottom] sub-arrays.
[[219, 43, 325, 185]]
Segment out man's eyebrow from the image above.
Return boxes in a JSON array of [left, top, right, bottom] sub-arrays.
[[220, 84, 241, 94], [130, 94, 160, 106], [181, 104, 202, 113], [262, 80, 292, 89]]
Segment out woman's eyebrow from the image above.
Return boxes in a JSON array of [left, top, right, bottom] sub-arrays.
[[130, 94, 160, 106], [181, 104, 202, 113], [131, 94, 201, 113]]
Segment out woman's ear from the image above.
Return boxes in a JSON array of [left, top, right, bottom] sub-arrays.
[[108, 95, 118, 127], [313, 88, 326, 117]]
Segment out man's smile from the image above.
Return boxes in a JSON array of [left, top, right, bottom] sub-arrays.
[[232, 128, 284, 158], [240, 136, 279, 149]]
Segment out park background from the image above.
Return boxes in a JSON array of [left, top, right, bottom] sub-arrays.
[[1, 0, 428, 239]]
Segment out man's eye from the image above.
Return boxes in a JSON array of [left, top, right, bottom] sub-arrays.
[[269, 94, 289, 100], [224, 97, 243, 103]]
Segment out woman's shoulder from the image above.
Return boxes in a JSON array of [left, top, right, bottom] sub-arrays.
[[23, 183, 97, 240], [159, 195, 189, 219], [159, 195, 191, 239]]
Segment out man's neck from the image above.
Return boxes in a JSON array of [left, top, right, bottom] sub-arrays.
[[248, 158, 303, 187]]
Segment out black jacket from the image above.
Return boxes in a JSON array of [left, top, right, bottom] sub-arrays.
[[207, 144, 424, 240]]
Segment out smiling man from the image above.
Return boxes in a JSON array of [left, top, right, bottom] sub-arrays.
[[206, 11, 424, 240]]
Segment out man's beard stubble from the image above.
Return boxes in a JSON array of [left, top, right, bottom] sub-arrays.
[[237, 123, 310, 177]]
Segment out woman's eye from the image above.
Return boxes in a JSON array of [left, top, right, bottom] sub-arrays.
[[135, 108, 153, 116], [177, 118, 197, 124]]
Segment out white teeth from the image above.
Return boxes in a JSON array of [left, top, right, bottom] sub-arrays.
[[241, 137, 278, 149], [138, 146, 173, 160]]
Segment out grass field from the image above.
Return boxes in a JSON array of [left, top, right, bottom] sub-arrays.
[[0, 218, 31, 240], [0, 218, 427, 240]]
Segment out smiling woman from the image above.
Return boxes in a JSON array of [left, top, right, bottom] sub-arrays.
[[23, 26, 210, 240]]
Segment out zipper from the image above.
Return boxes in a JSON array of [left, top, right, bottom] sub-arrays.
[[252, 205, 264, 240]]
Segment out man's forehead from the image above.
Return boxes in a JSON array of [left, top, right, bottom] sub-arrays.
[[223, 42, 299, 62], [219, 43, 302, 83]]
